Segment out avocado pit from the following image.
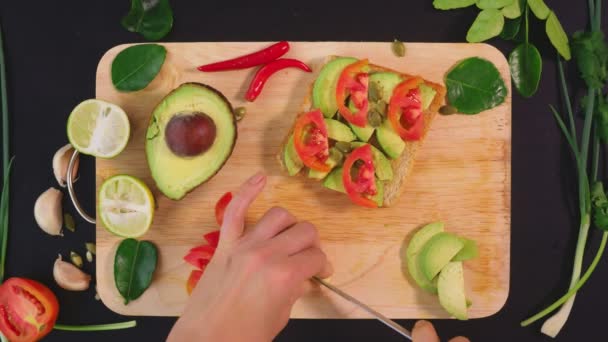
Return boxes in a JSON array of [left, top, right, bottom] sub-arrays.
[[165, 112, 217, 157]]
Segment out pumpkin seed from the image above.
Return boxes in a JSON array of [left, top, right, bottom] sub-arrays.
[[64, 213, 75, 233], [391, 39, 406, 57], [234, 107, 247, 121], [368, 111, 383, 127], [70, 251, 84, 268], [439, 105, 458, 115], [85, 242, 96, 255], [334, 141, 352, 154], [86, 251, 94, 263]]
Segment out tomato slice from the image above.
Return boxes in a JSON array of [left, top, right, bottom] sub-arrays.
[[215, 192, 233, 226], [184, 245, 216, 269], [203, 230, 221, 248], [0, 278, 59, 342], [336, 59, 369, 127], [342, 145, 378, 208], [293, 110, 331, 172], [388, 77, 424, 141], [186, 268, 205, 295]]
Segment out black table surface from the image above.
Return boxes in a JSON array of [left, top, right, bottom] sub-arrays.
[[1, 0, 606, 341]]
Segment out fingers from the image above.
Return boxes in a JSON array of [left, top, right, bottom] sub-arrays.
[[411, 320, 440, 342], [220, 172, 267, 244], [249, 207, 297, 242], [285, 247, 333, 282], [448, 337, 470, 342], [268, 221, 318, 256]]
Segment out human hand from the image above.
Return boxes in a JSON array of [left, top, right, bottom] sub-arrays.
[[168, 172, 333, 342], [412, 320, 470, 342]]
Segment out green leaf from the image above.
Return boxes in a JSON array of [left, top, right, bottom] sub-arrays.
[[501, 0, 522, 18], [500, 16, 522, 40], [591, 182, 608, 231], [433, 0, 477, 10], [466, 9, 504, 43], [111, 44, 167, 92], [477, 0, 513, 10], [527, 0, 549, 20], [509, 43, 542, 97], [114, 238, 158, 304], [595, 95, 608, 142], [571, 31, 608, 89], [445, 57, 508, 114], [121, 0, 173, 41], [546, 11, 571, 60]]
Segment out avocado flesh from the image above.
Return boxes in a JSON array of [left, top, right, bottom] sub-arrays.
[[146, 83, 236, 200], [324, 118, 356, 142], [377, 120, 405, 159], [452, 238, 479, 261], [308, 156, 338, 180], [419, 84, 437, 110], [438, 261, 468, 320], [350, 142, 393, 181], [313, 57, 358, 118], [347, 100, 375, 142], [284, 134, 303, 176], [419, 232, 464, 281], [372, 177, 384, 206], [323, 167, 345, 193], [369, 72, 402, 103], [406, 222, 445, 293]]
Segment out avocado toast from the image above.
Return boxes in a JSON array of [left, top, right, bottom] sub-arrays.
[[278, 56, 446, 207]]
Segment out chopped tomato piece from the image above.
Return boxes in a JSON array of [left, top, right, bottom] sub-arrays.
[[293, 110, 331, 172], [0, 278, 59, 342], [184, 245, 216, 269], [388, 77, 424, 141], [186, 269, 205, 295], [203, 230, 221, 248], [215, 192, 233, 226], [336, 59, 369, 127], [342, 145, 378, 208]]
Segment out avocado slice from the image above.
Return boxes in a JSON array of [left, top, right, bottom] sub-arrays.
[[284, 134, 303, 176], [347, 100, 375, 142], [452, 238, 479, 262], [313, 57, 358, 118], [419, 232, 464, 281], [419, 84, 437, 110], [145, 83, 237, 200], [369, 72, 402, 102], [324, 118, 356, 142], [376, 120, 405, 159], [406, 222, 445, 293], [438, 261, 468, 320], [372, 177, 384, 207], [323, 167, 345, 193], [350, 142, 393, 181], [308, 155, 338, 180]]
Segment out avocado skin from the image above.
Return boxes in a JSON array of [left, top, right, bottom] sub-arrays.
[[146, 82, 237, 200]]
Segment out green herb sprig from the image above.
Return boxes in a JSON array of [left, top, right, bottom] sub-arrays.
[[122, 0, 174, 41]]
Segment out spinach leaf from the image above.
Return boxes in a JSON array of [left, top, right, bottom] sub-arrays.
[[466, 9, 504, 43], [121, 0, 174, 41], [591, 182, 608, 231], [114, 238, 158, 304], [571, 31, 608, 89], [433, 0, 477, 10], [111, 44, 166, 92], [500, 16, 522, 40], [546, 11, 571, 60], [501, 0, 522, 19], [509, 43, 542, 97], [527, 0, 549, 20], [445, 57, 508, 114], [476, 0, 513, 10]]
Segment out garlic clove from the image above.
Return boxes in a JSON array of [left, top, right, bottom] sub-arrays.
[[53, 255, 91, 291], [34, 188, 63, 236], [53, 144, 79, 187]]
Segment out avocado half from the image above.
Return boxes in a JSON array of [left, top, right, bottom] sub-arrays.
[[145, 82, 237, 200]]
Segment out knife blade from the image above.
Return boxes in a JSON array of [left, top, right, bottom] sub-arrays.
[[313, 277, 412, 340]]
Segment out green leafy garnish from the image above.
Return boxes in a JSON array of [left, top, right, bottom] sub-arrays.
[[114, 239, 158, 304], [527, 0, 550, 20], [500, 16, 522, 40], [432, 0, 477, 10], [546, 11, 571, 60], [509, 43, 542, 98], [54, 321, 137, 331], [466, 9, 504, 43], [591, 182, 608, 231], [445, 57, 507, 114], [121, 0, 174, 41], [571, 31, 608, 89], [111, 44, 167, 92], [501, 0, 522, 19], [476, 0, 513, 10]]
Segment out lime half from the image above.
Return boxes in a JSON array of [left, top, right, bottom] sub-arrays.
[[67, 99, 130, 158], [99, 175, 154, 238]]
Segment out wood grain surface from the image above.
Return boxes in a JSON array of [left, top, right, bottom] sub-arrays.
[[95, 42, 511, 318]]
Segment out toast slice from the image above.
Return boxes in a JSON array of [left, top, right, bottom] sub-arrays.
[[278, 57, 446, 207]]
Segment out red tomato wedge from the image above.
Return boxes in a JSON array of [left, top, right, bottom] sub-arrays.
[[336, 59, 369, 127], [0, 278, 59, 342], [184, 245, 216, 269], [342, 145, 378, 208], [203, 230, 221, 248], [293, 110, 331, 172], [388, 77, 424, 141], [215, 192, 233, 226], [186, 269, 205, 295]]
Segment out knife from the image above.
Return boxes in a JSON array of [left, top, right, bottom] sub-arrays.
[[313, 277, 412, 340]]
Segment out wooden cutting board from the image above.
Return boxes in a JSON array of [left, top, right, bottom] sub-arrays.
[[95, 42, 511, 318]]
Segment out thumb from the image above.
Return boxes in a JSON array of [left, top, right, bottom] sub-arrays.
[[411, 320, 440, 342], [220, 172, 267, 245]]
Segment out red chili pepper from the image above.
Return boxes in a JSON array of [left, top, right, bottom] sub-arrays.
[[245, 58, 312, 102], [197, 41, 290, 72]]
